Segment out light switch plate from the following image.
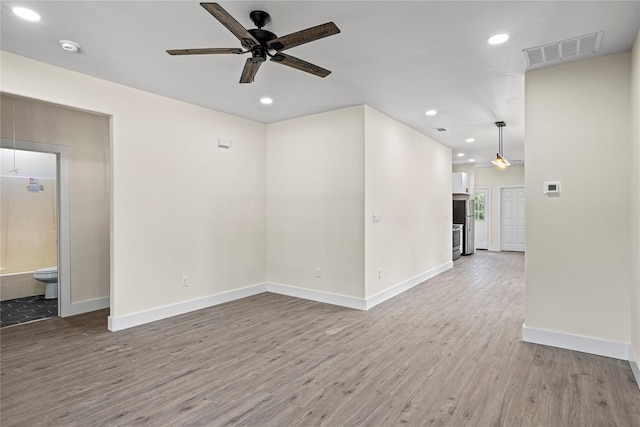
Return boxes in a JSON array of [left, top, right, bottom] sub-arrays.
[[218, 137, 232, 149], [373, 214, 382, 223]]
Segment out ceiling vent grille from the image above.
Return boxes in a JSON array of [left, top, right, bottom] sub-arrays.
[[523, 32, 603, 68]]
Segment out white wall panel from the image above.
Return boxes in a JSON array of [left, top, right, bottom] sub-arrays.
[[525, 52, 631, 343]]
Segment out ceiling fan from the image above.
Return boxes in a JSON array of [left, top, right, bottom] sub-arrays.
[[167, 2, 341, 84]]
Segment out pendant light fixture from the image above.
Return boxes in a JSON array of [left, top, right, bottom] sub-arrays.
[[491, 121, 510, 169]]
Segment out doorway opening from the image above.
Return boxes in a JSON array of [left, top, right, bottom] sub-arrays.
[[0, 148, 58, 326], [1, 93, 111, 321], [0, 141, 71, 326]]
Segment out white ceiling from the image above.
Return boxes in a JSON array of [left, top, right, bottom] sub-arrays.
[[2, 1, 639, 166]]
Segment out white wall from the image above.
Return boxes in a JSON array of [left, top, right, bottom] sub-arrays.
[[267, 106, 365, 299], [630, 31, 640, 363], [267, 105, 452, 305], [524, 53, 631, 344], [364, 106, 452, 298], [474, 165, 525, 251], [0, 52, 267, 320]]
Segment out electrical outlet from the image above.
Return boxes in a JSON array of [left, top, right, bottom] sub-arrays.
[[378, 269, 382, 279], [315, 267, 321, 278], [182, 276, 188, 287]]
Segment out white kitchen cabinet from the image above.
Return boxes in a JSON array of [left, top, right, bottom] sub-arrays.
[[452, 172, 470, 195]]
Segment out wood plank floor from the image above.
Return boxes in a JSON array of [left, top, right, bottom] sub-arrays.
[[2, 251, 639, 426]]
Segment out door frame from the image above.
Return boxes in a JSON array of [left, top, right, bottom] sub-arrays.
[[497, 185, 525, 252], [1, 138, 72, 317], [474, 186, 491, 250]]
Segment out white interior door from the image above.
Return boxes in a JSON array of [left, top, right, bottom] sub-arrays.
[[501, 187, 525, 252], [474, 187, 490, 250]]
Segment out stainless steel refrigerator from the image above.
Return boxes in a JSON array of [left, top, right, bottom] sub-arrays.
[[453, 200, 475, 255]]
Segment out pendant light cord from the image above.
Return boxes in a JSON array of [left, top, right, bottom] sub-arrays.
[[10, 98, 18, 174], [495, 121, 506, 157]]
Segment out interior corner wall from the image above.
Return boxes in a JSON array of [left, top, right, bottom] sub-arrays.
[[474, 165, 525, 251], [364, 106, 452, 300], [0, 94, 110, 304], [524, 52, 631, 344], [0, 52, 267, 321], [266, 106, 365, 300], [630, 30, 640, 362]]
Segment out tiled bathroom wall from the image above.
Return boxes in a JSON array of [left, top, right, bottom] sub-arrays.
[[1, 176, 57, 300]]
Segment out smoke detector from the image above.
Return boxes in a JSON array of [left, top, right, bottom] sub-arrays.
[[59, 40, 80, 53]]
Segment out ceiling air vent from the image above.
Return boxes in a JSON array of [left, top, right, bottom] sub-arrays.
[[523, 31, 603, 68]]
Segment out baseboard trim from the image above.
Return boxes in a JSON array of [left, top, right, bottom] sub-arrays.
[[107, 263, 455, 331], [63, 296, 110, 317], [522, 324, 629, 361], [108, 283, 267, 331], [488, 245, 501, 252], [365, 261, 453, 310], [267, 282, 366, 310], [629, 347, 640, 390]]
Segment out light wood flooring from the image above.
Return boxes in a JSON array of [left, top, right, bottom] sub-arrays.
[[2, 251, 639, 426]]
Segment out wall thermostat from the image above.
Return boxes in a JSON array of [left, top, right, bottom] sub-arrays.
[[543, 181, 561, 195]]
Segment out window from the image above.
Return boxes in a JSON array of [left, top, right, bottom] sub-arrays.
[[475, 192, 485, 221]]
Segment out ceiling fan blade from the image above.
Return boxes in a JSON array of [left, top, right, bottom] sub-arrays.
[[270, 53, 331, 78], [240, 58, 262, 83], [166, 48, 244, 55], [267, 22, 340, 52], [201, 3, 259, 48]]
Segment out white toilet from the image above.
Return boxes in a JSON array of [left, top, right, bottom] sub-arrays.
[[34, 266, 58, 299]]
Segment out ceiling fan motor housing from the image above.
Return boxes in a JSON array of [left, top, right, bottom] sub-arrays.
[[246, 28, 278, 62], [248, 28, 277, 45]]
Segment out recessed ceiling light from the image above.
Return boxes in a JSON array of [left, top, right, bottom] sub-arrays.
[[260, 97, 273, 105], [488, 34, 509, 45], [468, 159, 476, 163], [457, 153, 465, 157], [59, 40, 80, 53], [425, 110, 437, 116], [13, 6, 41, 22], [465, 138, 475, 143]]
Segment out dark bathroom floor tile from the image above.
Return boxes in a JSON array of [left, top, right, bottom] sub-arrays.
[[0, 296, 57, 328]]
